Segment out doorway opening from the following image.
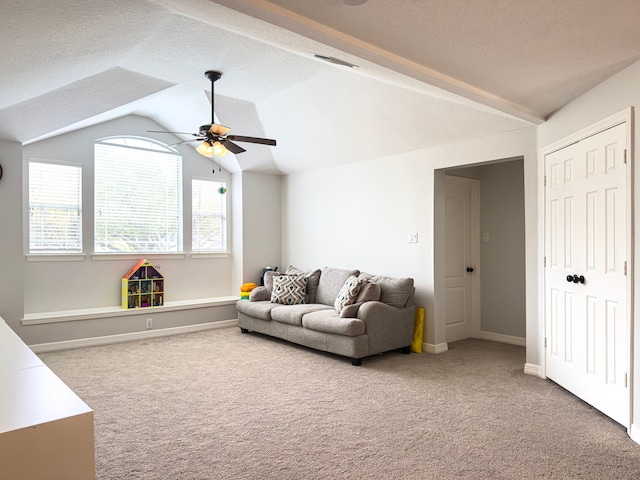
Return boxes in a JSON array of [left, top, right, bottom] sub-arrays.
[[439, 157, 526, 346]]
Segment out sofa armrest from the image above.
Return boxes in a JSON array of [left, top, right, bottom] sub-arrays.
[[249, 286, 271, 302], [357, 301, 415, 355]]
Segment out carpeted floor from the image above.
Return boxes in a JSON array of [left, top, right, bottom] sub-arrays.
[[39, 327, 640, 479]]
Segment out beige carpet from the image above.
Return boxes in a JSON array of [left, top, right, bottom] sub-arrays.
[[39, 327, 640, 479]]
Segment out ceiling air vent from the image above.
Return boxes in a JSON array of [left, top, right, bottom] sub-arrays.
[[314, 54, 359, 68]]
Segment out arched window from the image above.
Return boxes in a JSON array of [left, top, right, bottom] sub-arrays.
[[94, 136, 183, 253]]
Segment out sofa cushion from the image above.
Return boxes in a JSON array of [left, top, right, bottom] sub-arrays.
[[271, 304, 333, 326], [358, 273, 414, 308], [285, 265, 321, 303], [236, 300, 279, 321], [271, 274, 307, 305], [340, 280, 382, 318], [316, 267, 360, 306], [334, 275, 361, 313], [302, 310, 366, 336], [263, 270, 283, 292]]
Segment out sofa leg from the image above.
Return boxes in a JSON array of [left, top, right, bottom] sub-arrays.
[[240, 327, 249, 334], [401, 346, 411, 354], [351, 358, 362, 366]]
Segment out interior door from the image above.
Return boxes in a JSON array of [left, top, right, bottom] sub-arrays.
[[544, 122, 629, 426], [445, 176, 479, 342]]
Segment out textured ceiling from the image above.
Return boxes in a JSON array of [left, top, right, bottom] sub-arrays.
[[1, 0, 639, 174]]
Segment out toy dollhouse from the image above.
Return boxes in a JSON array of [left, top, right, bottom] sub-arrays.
[[121, 259, 164, 309]]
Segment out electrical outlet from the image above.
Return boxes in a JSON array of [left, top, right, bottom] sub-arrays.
[[408, 232, 418, 244], [146, 318, 153, 329]]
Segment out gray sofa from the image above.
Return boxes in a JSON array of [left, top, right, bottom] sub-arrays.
[[236, 266, 415, 365]]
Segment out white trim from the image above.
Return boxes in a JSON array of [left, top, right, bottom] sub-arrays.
[[524, 363, 544, 378], [479, 331, 526, 347], [629, 424, 640, 446], [29, 319, 238, 353], [540, 107, 633, 156], [21, 296, 239, 325], [423, 342, 449, 354]]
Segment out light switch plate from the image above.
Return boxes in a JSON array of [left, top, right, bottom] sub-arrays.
[[408, 232, 418, 243]]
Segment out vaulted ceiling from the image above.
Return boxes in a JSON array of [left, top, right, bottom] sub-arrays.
[[2, 0, 640, 174]]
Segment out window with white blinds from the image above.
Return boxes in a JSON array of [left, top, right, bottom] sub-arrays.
[[192, 178, 227, 252], [94, 137, 183, 253], [29, 160, 82, 253]]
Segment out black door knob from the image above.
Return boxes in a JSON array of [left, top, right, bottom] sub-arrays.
[[466, 267, 474, 273], [566, 275, 573, 283], [569, 274, 586, 284]]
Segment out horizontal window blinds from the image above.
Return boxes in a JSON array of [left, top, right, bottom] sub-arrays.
[[29, 160, 82, 252], [94, 141, 183, 253], [192, 179, 227, 252]]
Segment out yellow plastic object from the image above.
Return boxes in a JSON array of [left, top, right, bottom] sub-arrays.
[[411, 307, 424, 353]]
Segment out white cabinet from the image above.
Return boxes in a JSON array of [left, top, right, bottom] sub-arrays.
[[0, 317, 95, 480]]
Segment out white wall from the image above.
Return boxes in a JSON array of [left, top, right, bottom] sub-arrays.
[[538, 58, 640, 441], [239, 171, 282, 284], [0, 140, 25, 341], [282, 126, 538, 359]]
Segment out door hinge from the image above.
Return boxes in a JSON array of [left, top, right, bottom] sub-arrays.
[[625, 372, 628, 388], [544, 337, 547, 348], [544, 175, 547, 187], [544, 256, 547, 267], [624, 261, 627, 275], [624, 149, 627, 164]]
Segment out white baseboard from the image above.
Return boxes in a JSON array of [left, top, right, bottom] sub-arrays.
[[479, 331, 526, 347], [523, 363, 544, 378], [423, 342, 448, 354], [29, 319, 238, 353], [629, 424, 640, 445]]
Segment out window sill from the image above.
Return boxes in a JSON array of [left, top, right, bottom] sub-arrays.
[[190, 252, 229, 259], [21, 296, 240, 325], [27, 254, 86, 262], [26, 252, 229, 262], [91, 252, 187, 261]]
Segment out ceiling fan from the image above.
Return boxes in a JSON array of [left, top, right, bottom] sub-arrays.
[[149, 70, 276, 158]]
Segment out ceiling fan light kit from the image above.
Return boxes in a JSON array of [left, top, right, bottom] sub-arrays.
[[149, 70, 276, 160]]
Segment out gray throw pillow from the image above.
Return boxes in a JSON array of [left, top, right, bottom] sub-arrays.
[[340, 280, 381, 318], [264, 270, 283, 293], [286, 265, 321, 303]]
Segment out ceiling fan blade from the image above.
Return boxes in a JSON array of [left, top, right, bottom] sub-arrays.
[[168, 138, 205, 147], [221, 139, 246, 154], [227, 135, 277, 146], [208, 123, 231, 136]]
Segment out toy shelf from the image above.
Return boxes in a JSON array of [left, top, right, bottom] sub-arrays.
[[122, 259, 164, 309]]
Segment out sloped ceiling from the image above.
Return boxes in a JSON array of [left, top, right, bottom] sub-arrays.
[[1, 0, 639, 174]]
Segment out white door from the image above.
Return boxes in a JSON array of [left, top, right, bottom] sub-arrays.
[[445, 176, 480, 342], [544, 122, 629, 426]]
